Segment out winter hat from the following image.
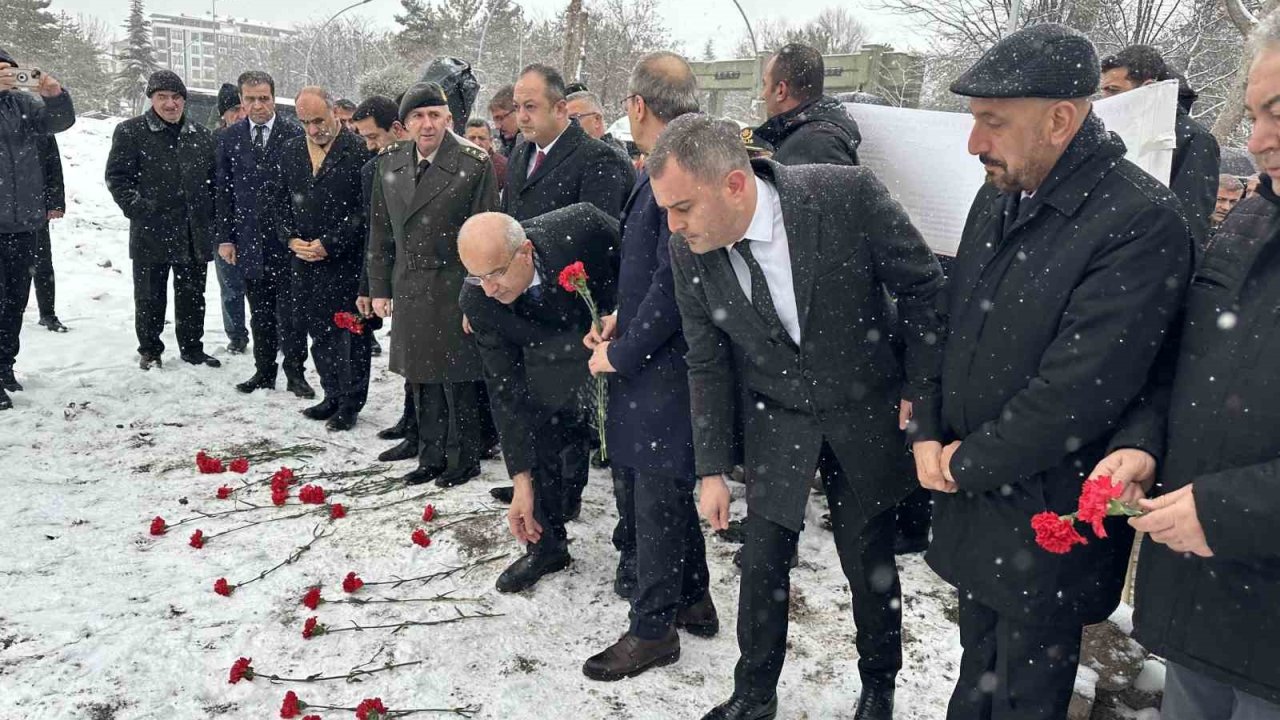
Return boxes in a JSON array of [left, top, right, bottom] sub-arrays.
[[951, 23, 1099, 100], [146, 70, 188, 99], [217, 82, 240, 115], [399, 82, 449, 122], [0, 47, 17, 68]]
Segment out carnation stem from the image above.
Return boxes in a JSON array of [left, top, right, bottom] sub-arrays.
[[324, 589, 485, 606], [360, 553, 509, 589], [299, 703, 479, 718], [325, 609, 503, 635], [258, 659, 424, 684], [229, 524, 333, 591]]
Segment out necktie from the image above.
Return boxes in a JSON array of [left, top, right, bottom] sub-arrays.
[[253, 124, 265, 150], [530, 149, 546, 176], [735, 240, 795, 349], [416, 158, 431, 184]]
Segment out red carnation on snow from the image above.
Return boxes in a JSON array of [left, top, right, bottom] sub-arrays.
[[422, 504, 436, 522], [334, 311, 365, 335], [214, 578, 234, 596], [299, 485, 326, 505], [196, 450, 226, 474], [329, 503, 347, 519], [228, 656, 254, 684], [1076, 475, 1125, 539], [302, 716, 320, 720], [216, 485, 233, 500], [557, 260, 588, 292], [302, 586, 322, 610], [274, 466, 296, 483], [302, 616, 326, 639], [229, 457, 250, 474], [356, 697, 388, 720], [272, 487, 289, 506], [411, 529, 432, 548], [189, 529, 205, 549], [280, 690, 304, 718], [1031, 512, 1089, 554], [149, 516, 167, 536], [342, 572, 364, 593]]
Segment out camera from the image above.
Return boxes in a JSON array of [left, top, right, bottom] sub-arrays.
[[13, 68, 42, 89]]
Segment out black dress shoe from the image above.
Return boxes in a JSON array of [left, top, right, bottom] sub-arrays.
[[496, 547, 571, 593], [403, 465, 446, 486], [39, 315, 68, 332], [854, 673, 895, 720], [0, 388, 11, 410], [701, 694, 778, 720], [236, 371, 276, 393], [733, 547, 798, 569], [675, 593, 719, 638], [286, 373, 316, 399], [435, 464, 480, 488], [139, 354, 162, 371], [181, 352, 222, 368], [614, 555, 636, 599], [302, 398, 339, 421], [583, 628, 680, 681], [0, 368, 22, 392], [490, 485, 514, 504], [377, 416, 409, 440], [227, 338, 248, 354], [325, 407, 358, 431], [377, 439, 417, 462]]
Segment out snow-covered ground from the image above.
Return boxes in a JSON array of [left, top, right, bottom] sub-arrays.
[[0, 117, 974, 719]]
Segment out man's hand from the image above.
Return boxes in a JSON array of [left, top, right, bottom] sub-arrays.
[[356, 296, 372, 318], [307, 241, 328, 260], [941, 440, 962, 484], [0, 67, 16, 93], [507, 472, 543, 544], [899, 399, 913, 431], [1088, 448, 1158, 506], [913, 440, 956, 493], [1130, 484, 1213, 558], [698, 474, 732, 531], [36, 71, 62, 98], [218, 243, 237, 265], [583, 313, 618, 349], [372, 298, 393, 318], [588, 341, 615, 375], [462, 314, 472, 335], [46, 210, 64, 220]]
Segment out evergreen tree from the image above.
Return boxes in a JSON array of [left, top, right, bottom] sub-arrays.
[[0, 0, 60, 68], [702, 38, 716, 61], [395, 0, 443, 59], [113, 0, 159, 114], [53, 13, 110, 112]]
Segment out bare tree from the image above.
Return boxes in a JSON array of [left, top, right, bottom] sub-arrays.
[[1212, 0, 1280, 140], [731, 7, 867, 58]]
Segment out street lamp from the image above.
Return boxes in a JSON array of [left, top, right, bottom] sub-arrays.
[[302, 0, 374, 85], [731, 0, 758, 56]]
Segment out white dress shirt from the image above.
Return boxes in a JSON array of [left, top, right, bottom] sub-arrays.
[[726, 176, 800, 344], [527, 124, 569, 178], [523, 266, 543, 296], [250, 113, 277, 146]]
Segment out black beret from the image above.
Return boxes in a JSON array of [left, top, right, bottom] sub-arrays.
[[951, 23, 1099, 99], [217, 83, 240, 115], [146, 70, 188, 99], [399, 82, 449, 122]]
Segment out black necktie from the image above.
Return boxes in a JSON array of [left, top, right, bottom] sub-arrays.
[[735, 240, 794, 348], [416, 158, 431, 184], [253, 124, 265, 149]]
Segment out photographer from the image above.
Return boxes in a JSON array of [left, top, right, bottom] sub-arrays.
[[0, 47, 74, 410]]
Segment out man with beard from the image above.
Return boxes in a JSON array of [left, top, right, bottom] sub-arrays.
[[928, 25, 1192, 719], [754, 43, 861, 166], [275, 87, 375, 431], [368, 82, 499, 487]]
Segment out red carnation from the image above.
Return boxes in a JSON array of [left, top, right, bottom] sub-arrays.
[[280, 690, 304, 718], [334, 311, 365, 335], [329, 503, 347, 519], [275, 467, 296, 483], [149, 516, 167, 536], [229, 457, 250, 474], [302, 616, 326, 639], [422, 504, 436, 522], [355, 698, 388, 720], [557, 260, 588, 293], [1031, 511, 1089, 554], [189, 529, 205, 549], [302, 586, 322, 610], [229, 656, 254, 684], [272, 487, 289, 506], [302, 716, 321, 720], [299, 485, 326, 505], [214, 577, 234, 596], [1076, 474, 1125, 539], [197, 450, 226, 474], [412, 528, 431, 548], [216, 485, 233, 500], [342, 572, 364, 593]]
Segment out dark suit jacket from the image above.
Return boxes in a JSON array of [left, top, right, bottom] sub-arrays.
[[275, 130, 375, 328], [671, 159, 945, 533], [605, 170, 694, 478], [501, 120, 635, 222], [460, 203, 619, 478], [214, 115, 304, 280]]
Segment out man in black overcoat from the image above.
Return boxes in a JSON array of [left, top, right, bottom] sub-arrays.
[[656, 114, 945, 720]]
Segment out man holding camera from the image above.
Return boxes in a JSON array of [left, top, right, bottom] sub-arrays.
[[0, 48, 74, 410]]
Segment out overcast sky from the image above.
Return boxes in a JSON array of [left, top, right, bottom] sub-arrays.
[[48, 0, 930, 56]]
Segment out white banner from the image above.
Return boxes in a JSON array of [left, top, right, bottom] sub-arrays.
[[846, 80, 1179, 256]]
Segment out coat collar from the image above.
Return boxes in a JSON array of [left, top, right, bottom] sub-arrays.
[[518, 120, 587, 192], [394, 131, 463, 219], [1008, 112, 1124, 232], [145, 109, 199, 135]]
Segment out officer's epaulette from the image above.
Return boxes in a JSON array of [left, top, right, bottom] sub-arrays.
[[458, 144, 489, 163], [382, 139, 413, 156]]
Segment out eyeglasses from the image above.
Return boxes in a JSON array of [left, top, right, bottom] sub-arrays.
[[464, 247, 522, 286], [620, 94, 639, 110], [491, 110, 512, 123], [569, 111, 602, 122]]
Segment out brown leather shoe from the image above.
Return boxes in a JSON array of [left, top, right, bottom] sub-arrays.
[[676, 593, 720, 638], [582, 628, 680, 681]]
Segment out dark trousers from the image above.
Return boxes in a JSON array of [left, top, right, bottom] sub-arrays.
[[244, 262, 306, 377], [477, 381, 500, 449], [31, 225, 54, 318], [213, 253, 247, 345], [529, 406, 586, 554], [895, 486, 932, 540], [613, 465, 710, 639], [132, 260, 207, 357], [413, 381, 482, 471], [734, 442, 902, 698], [401, 381, 419, 444], [1163, 662, 1280, 720], [946, 594, 1082, 720], [309, 322, 370, 412], [0, 232, 36, 370]]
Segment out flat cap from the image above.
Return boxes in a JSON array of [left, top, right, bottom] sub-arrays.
[[951, 23, 1099, 99], [399, 82, 449, 122]]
